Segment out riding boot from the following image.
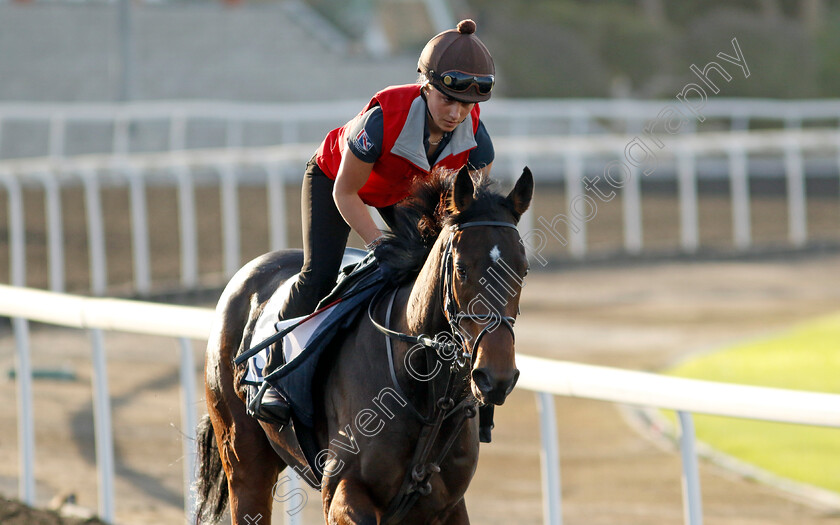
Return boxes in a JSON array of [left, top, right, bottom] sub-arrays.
[[251, 337, 292, 425], [478, 405, 495, 443], [248, 381, 292, 426]]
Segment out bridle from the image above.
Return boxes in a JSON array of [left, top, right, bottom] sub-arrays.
[[441, 221, 519, 362], [367, 220, 521, 524]]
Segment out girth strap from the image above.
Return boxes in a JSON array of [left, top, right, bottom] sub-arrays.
[[381, 288, 430, 424]]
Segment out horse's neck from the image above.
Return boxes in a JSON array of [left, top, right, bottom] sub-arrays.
[[390, 231, 460, 414], [405, 232, 449, 335]]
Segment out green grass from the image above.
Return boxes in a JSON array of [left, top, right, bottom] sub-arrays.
[[664, 312, 840, 493]]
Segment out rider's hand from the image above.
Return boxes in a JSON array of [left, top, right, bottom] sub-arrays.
[[371, 241, 400, 284]]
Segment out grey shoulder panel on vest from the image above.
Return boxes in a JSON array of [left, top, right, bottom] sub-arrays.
[[390, 96, 430, 171], [390, 97, 478, 172]]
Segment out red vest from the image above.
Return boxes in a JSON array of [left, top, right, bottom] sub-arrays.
[[315, 84, 481, 208]]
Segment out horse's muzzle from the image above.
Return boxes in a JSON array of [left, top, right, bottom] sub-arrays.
[[471, 367, 520, 405]]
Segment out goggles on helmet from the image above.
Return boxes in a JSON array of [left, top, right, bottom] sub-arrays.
[[431, 70, 495, 96]]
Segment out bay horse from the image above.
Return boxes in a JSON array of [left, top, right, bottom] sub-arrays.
[[195, 166, 533, 524]]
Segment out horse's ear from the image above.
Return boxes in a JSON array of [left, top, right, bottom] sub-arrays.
[[450, 166, 475, 213], [507, 167, 534, 220]]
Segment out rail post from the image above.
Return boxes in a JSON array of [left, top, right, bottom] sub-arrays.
[[265, 163, 288, 252], [783, 138, 807, 247], [174, 166, 199, 289], [126, 166, 152, 295], [564, 153, 586, 259], [36, 171, 66, 292], [12, 318, 36, 506], [727, 145, 751, 250], [536, 392, 562, 525], [509, 115, 533, 236], [90, 328, 116, 522], [677, 147, 699, 253], [81, 168, 108, 296], [678, 411, 703, 525], [0, 171, 35, 505], [179, 337, 198, 523], [623, 163, 643, 254], [219, 164, 241, 279]]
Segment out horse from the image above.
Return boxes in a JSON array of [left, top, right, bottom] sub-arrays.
[[194, 165, 533, 524]]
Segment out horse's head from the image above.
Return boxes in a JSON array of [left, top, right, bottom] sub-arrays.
[[442, 166, 533, 406]]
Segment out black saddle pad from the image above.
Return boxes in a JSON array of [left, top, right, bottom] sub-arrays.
[[263, 260, 386, 488]]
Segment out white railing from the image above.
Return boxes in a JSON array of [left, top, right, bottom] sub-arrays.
[[0, 284, 212, 524], [3, 284, 840, 525], [2, 98, 840, 160], [2, 129, 839, 295]]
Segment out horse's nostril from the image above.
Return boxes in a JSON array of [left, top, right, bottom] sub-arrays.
[[471, 368, 493, 394], [506, 369, 521, 395]]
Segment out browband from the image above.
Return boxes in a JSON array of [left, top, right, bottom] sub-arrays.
[[452, 221, 518, 231]]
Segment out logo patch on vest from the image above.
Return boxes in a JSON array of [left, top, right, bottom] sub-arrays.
[[355, 129, 373, 152]]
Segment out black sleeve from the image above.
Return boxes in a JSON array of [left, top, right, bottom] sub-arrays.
[[467, 119, 494, 170], [345, 106, 384, 163]]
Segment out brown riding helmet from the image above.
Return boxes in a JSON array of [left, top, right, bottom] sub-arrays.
[[417, 19, 495, 103]]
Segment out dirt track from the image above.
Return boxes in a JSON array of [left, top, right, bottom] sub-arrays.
[[2, 178, 840, 524], [497, 252, 840, 525], [2, 252, 840, 524]]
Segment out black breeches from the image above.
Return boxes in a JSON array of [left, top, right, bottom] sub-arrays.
[[277, 159, 396, 320], [277, 159, 351, 319]]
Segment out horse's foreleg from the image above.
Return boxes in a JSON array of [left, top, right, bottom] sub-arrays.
[[325, 478, 380, 525], [440, 498, 470, 525]]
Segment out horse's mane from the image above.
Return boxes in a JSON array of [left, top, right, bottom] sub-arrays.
[[376, 170, 519, 282]]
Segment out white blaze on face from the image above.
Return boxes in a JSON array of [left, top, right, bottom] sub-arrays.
[[489, 245, 502, 264]]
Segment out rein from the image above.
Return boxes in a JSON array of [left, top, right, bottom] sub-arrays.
[[367, 220, 520, 524]]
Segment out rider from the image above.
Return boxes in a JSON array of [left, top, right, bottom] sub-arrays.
[[254, 19, 497, 426]]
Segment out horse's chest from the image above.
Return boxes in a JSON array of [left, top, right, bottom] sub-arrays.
[[332, 420, 479, 509]]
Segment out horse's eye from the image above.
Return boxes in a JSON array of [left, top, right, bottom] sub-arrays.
[[455, 264, 468, 280]]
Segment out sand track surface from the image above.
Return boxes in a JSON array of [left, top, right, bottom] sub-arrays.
[[2, 254, 840, 524]]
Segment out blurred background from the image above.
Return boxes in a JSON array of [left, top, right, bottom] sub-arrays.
[[1, 1, 839, 524], [1, 0, 839, 102]]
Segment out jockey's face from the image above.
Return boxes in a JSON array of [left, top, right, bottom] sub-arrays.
[[425, 85, 475, 134]]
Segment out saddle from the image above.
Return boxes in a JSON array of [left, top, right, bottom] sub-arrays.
[[237, 249, 387, 489], [239, 248, 380, 419], [261, 251, 382, 427]]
